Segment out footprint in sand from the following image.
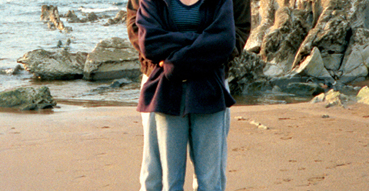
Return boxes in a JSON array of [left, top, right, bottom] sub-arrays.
[[307, 176, 325, 184], [232, 147, 248, 152], [274, 178, 293, 185], [278, 117, 290, 120], [326, 162, 352, 169], [280, 136, 292, 140], [235, 188, 248, 191]]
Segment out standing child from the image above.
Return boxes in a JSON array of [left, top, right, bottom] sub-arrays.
[[126, 0, 251, 190]]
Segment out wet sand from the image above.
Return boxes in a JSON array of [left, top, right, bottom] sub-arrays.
[[1, 102, 369, 190]]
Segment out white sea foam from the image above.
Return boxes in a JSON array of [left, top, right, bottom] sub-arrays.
[[78, 6, 119, 13]]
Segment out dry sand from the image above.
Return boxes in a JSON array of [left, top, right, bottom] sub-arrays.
[[1, 102, 368, 190]]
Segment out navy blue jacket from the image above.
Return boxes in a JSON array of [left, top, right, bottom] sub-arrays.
[[136, 0, 236, 116]]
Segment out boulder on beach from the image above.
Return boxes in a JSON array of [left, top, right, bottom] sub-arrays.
[[357, 86, 369, 105], [292, 47, 335, 83], [83, 37, 140, 81], [17, 49, 88, 80], [0, 86, 57, 110], [310, 89, 349, 107], [310, 86, 369, 107]]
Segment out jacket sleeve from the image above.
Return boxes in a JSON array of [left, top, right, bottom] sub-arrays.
[[162, 0, 235, 80], [126, 0, 140, 52], [231, 0, 251, 59], [136, 0, 199, 63]]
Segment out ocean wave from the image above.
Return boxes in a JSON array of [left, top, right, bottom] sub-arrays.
[[78, 6, 119, 13]]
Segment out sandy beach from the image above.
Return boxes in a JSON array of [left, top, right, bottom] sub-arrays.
[[1, 102, 369, 191]]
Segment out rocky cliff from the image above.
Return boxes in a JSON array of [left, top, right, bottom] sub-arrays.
[[231, 0, 369, 95]]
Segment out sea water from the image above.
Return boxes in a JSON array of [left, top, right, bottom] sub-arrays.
[[0, 0, 142, 105]]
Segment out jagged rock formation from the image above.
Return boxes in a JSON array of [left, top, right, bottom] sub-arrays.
[[232, 0, 369, 96], [103, 10, 127, 26], [63, 10, 99, 23], [40, 5, 72, 32], [83, 37, 140, 81], [64, 10, 81, 23], [228, 50, 266, 94]]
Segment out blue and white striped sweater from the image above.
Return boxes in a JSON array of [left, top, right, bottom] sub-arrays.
[[169, 0, 201, 32]]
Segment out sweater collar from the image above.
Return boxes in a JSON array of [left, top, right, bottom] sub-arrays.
[[162, 0, 206, 6]]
